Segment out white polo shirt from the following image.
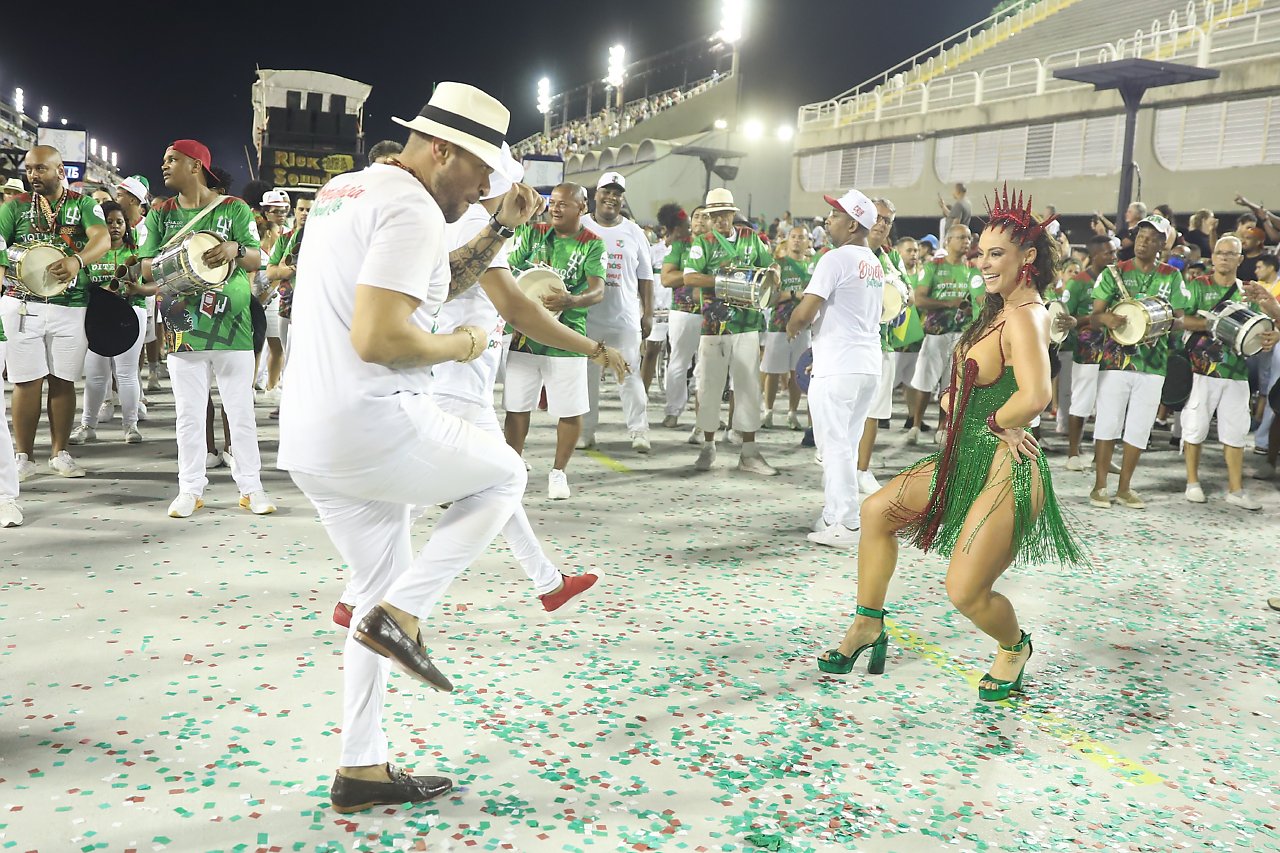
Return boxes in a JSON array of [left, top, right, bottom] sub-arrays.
[[582, 213, 652, 331], [805, 243, 883, 378], [277, 164, 450, 475]]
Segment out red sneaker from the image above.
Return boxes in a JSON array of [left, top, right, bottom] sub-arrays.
[[333, 601, 354, 628], [538, 572, 599, 613]]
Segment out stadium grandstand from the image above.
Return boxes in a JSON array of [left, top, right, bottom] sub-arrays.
[[792, 0, 1280, 232], [0, 91, 124, 190]]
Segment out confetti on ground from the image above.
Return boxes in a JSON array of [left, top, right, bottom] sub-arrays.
[[2, 381, 1278, 851]]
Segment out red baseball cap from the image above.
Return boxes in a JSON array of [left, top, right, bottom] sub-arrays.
[[169, 139, 217, 182]]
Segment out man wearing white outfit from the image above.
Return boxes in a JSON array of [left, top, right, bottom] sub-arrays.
[[0, 335, 23, 527], [139, 138, 276, 518], [256, 189, 291, 399], [580, 171, 653, 453], [661, 205, 708, 433], [858, 197, 908, 497], [114, 175, 161, 394], [279, 83, 536, 815], [787, 189, 885, 549], [641, 213, 674, 395], [1178, 236, 1270, 510], [0, 145, 111, 481]]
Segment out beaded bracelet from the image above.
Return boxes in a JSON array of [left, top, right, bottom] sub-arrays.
[[986, 412, 1007, 437], [589, 340, 607, 361]]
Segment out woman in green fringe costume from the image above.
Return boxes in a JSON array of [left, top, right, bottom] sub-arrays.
[[817, 187, 1087, 701]]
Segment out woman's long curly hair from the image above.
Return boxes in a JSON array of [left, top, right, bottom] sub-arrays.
[[956, 214, 1061, 356]]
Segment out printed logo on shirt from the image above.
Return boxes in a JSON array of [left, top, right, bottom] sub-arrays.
[[65, 205, 82, 225], [214, 216, 233, 241], [689, 244, 704, 261]]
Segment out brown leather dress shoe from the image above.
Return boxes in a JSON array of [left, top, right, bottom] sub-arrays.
[[330, 765, 452, 814], [353, 604, 453, 692]]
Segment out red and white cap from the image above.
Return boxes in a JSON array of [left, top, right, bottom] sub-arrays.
[[823, 189, 877, 231]]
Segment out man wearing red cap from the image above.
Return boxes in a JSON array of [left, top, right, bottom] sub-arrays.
[[139, 139, 276, 518]]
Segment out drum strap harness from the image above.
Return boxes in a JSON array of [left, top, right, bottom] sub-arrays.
[[1107, 263, 1161, 353], [160, 195, 228, 252]]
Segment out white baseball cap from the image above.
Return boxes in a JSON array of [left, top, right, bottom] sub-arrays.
[[261, 189, 291, 208], [824, 189, 877, 231], [597, 171, 626, 191], [1138, 213, 1172, 237], [116, 176, 149, 204], [481, 143, 525, 201]]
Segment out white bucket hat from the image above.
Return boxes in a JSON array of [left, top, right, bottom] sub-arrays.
[[392, 82, 510, 173], [703, 187, 738, 213]]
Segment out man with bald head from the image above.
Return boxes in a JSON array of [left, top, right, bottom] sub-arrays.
[[0, 145, 111, 480], [503, 182, 605, 499]]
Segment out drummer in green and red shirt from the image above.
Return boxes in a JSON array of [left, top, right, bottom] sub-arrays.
[[1089, 214, 1188, 510]]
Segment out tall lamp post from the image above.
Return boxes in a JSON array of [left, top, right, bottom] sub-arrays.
[[719, 0, 746, 113], [606, 44, 625, 128], [537, 77, 553, 137]]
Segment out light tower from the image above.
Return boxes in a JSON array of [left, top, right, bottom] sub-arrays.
[[719, 0, 747, 113], [537, 77, 552, 136], [605, 44, 626, 125], [14, 88, 23, 114]]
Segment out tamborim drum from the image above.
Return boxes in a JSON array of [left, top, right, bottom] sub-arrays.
[[516, 265, 569, 319], [793, 347, 814, 393], [4, 242, 72, 298], [1046, 300, 1070, 345], [1209, 302, 1274, 357], [152, 231, 231, 298], [881, 279, 907, 324], [1110, 297, 1173, 347], [714, 267, 776, 310]]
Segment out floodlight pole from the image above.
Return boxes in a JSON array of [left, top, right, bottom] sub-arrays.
[[1115, 84, 1143, 230]]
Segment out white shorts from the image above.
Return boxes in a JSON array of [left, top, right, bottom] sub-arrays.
[[760, 330, 810, 374], [0, 296, 89, 383], [646, 321, 668, 344], [502, 350, 589, 418], [910, 332, 960, 394], [870, 350, 896, 421], [1093, 369, 1164, 449], [1068, 363, 1100, 419], [264, 297, 281, 339], [1180, 374, 1250, 447], [144, 295, 157, 345]]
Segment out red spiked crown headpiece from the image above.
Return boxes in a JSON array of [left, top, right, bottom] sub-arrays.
[[985, 184, 1056, 248]]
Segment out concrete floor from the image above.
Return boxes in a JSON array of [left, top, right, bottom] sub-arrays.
[[1, 376, 1278, 853]]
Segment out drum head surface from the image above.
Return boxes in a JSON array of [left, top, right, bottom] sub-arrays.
[[516, 268, 568, 318], [1046, 301, 1069, 344], [188, 232, 231, 283], [18, 245, 69, 297], [1111, 301, 1146, 346], [881, 285, 904, 324]]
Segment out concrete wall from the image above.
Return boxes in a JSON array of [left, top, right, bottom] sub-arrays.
[[601, 81, 739, 150], [789, 56, 1280, 222]]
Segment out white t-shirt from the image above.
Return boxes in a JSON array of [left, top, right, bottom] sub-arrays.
[[805, 243, 883, 378], [582, 213, 652, 330], [649, 241, 671, 313], [277, 164, 450, 474], [432, 204, 511, 406]]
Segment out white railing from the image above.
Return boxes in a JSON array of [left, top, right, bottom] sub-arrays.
[[798, 0, 1275, 131]]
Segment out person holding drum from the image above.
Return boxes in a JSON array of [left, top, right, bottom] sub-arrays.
[[661, 205, 708, 436], [1089, 214, 1187, 510], [641, 206, 680, 397], [819, 188, 1085, 700], [114, 176, 162, 394], [786, 189, 885, 549], [905, 223, 983, 445], [1059, 235, 1113, 471], [1177, 236, 1274, 510], [502, 182, 606, 500], [71, 201, 154, 446], [139, 139, 276, 519], [0, 144, 111, 481], [761, 225, 814, 430], [683, 188, 779, 475]]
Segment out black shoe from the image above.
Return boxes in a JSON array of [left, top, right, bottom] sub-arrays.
[[801, 427, 816, 447], [354, 605, 454, 692], [918, 421, 934, 433], [1153, 418, 1171, 431], [902, 416, 915, 430], [877, 419, 889, 428], [330, 765, 452, 814]]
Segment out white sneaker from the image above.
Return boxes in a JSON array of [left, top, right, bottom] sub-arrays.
[[906, 426, 920, 445], [724, 429, 742, 445], [695, 442, 717, 471], [737, 451, 778, 476], [761, 410, 774, 429], [206, 451, 225, 469], [146, 375, 162, 393], [135, 400, 148, 422], [1226, 490, 1261, 511], [0, 500, 22, 528], [1109, 459, 1122, 475], [548, 468, 571, 500], [807, 523, 860, 549], [1184, 483, 1206, 503], [687, 426, 704, 445], [1065, 456, 1087, 472], [69, 424, 95, 445], [857, 469, 881, 496], [221, 451, 237, 477], [661, 415, 679, 429], [630, 431, 651, 454], [240, 490, 277, 515], [575, 434, 596, 450], [124, 424, 143, 444], [787, 411, 803, 431], [811, 513, 830, 533], [265, 387, 283, 405], [168, 493, 204, 518], [98, 402, 115, 423], [15, 453, 37, 482], [49, 451, 85, 478]]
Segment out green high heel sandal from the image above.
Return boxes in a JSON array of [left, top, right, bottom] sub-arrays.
[[978, 631, 1033, 701], [817, 605, 888, 675]]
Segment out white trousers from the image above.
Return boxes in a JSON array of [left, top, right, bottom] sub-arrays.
[[910, 333, 960, 394], [696, 332, 763, 434], [1094, 369, 1163, 449], [1068, 363, 1100, 419], [290, 399, 525, 766], [83, 306, 147, 427], [434, 395, 560, 594], [1055, 350, 1073, 431], [869, 350, 897, 421], [810, 373, 880, 528], [584, 321, 649, 437], [664, 310, 702, 418], [169, 350, 263, 495], [1181, 374, 1250, 447], [0, 341, 18, 501], [1254, 344, 1280, 450], [894, 351, 918, 392]]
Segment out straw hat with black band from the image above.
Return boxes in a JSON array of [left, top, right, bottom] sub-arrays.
[[392, 82, 510, 174]]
